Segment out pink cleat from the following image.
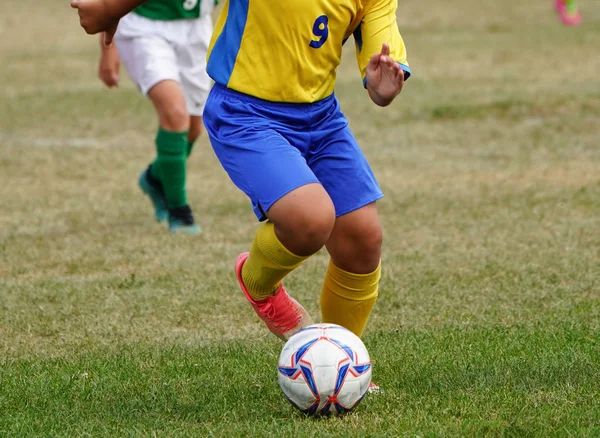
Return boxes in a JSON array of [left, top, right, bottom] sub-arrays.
[[555, 0, 582, 26], [368, 381, 382, 394], [235, 252, 313, 341]]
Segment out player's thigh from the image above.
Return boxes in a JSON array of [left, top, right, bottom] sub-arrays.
[[309, 124, 383, 219], [326, 202, 382, 274], [203, 87, 323, 222], [114, 15, 181, 97]]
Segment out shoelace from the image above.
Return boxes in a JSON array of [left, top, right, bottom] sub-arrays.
[[257, 299, 298, 329], [259, 302, 276, 319]]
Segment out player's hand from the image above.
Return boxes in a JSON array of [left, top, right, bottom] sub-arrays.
[[71, 0, 119, 45], [98, 37, 120, 88], [365, 43, 405, 107]]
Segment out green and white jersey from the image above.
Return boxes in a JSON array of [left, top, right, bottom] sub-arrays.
[[134, 0, 213, 20]]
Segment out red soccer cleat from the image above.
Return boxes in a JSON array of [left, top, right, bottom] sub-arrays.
[[235, 252, 313, 341]]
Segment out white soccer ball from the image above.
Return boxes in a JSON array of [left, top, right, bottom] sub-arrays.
[[277, 323, 372, 415]]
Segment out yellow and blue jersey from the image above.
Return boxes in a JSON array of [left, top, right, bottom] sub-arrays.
[[206, 0, 410, 103]]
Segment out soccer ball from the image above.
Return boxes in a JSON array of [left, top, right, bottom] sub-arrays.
[[277, 323, 372, 415]]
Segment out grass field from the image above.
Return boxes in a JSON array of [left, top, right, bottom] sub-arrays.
[[1, 0, 600, 436]]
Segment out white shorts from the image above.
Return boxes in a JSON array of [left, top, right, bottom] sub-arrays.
[[114, 11, 213, 116]]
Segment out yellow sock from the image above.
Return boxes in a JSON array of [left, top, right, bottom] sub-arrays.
[[320, 260, 381, 337], [241, 221, 308, 301]]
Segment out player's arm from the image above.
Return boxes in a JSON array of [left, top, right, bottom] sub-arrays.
[[71, 0, 149, 45], [355, 0, 410, 107], [98, 33, 120, 88]]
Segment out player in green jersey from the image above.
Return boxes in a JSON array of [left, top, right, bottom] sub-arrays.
[[98, 0, 215, 234]]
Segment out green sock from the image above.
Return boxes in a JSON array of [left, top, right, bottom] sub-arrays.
[[187, 140, 195, 157], [153, 128, 188, 210], [149, 161, 160, 181]]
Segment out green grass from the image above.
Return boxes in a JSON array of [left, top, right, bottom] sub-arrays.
[[1, 0, 600, 436], [2, 325, 598, 437]]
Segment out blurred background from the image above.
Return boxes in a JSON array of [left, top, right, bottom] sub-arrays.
[[0, 0, 598, 435]]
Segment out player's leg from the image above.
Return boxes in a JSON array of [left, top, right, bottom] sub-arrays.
[[241, 182, 335, 295], [322, 202, 384, 395], [321, 203, 382, 338], [204, 86, 338, 339], [146, 80, 200, 234], [187, 116, 203, 157], [234, 183, 334, 340], [307, 97, 384, 339]]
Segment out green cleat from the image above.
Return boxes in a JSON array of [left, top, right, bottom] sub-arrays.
[[168, 205, 202, 235], [138, 166, 169, 222]]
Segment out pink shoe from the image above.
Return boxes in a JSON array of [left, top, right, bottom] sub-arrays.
[[368, 382, 382, 394], [555, 0, 582, 26], [235, 252, 313, 341]]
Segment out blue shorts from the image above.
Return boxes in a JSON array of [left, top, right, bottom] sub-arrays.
[[203, 84, 383, 221]]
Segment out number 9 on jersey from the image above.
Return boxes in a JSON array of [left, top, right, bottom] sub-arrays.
[[310, 15, 329, 49]]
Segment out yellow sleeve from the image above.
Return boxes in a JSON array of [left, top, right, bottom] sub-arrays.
[[354, 0, 411, 87]]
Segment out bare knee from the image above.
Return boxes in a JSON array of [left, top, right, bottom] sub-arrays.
[[326, 204, 383, 273], [357, 222, 383, 263], [158, 104, 189, 132], [148, 80, 190, 132], [277, 208, 336, 256], [267, 184, 336, 256], [338, 223, 382, 273]]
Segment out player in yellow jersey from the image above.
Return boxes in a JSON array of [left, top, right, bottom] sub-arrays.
[[73, 0, 409, 376]]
